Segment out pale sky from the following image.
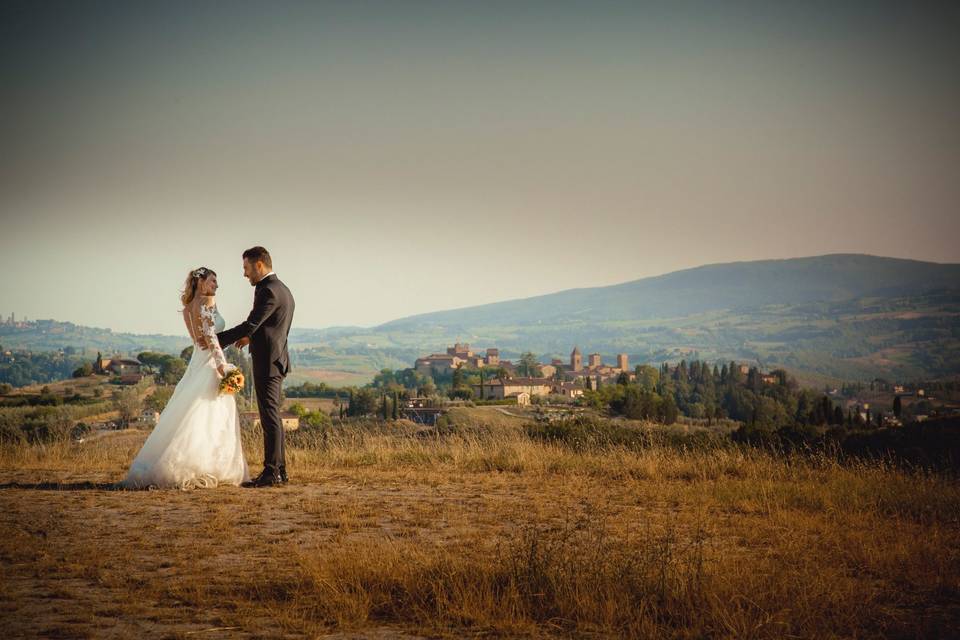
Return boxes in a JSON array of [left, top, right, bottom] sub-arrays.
[[2, 1, 958, 334]]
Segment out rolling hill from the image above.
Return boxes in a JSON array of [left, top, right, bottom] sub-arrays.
[[4, 254, 959, 386], [378, 254, 960, 329], [300, 254, 960, 384]]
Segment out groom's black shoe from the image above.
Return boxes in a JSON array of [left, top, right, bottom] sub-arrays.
[[242, 468, 282, 488], [278, 466, 289, 484]]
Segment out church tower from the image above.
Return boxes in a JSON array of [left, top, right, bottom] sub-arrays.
[[570, 346, 582, 371]]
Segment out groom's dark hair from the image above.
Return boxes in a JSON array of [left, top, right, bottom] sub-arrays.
[[242, 246, 272, 269]]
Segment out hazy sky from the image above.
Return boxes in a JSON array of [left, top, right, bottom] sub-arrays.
[[2, 1, 958, 335]]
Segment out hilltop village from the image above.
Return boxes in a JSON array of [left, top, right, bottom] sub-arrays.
[[414, 342, 636, 404]]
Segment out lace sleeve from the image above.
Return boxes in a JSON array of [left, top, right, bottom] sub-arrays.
[[199, 303, 227, 370]]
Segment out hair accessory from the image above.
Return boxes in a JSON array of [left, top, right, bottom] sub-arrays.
[[192, 268, 207, 279]]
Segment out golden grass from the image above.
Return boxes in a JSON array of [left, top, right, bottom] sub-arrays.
[[1, 420, 958, 638]]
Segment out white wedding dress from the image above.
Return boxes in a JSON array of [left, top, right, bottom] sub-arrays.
[[122, 301, 250, 489]]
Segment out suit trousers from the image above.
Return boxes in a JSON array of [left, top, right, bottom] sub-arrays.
[[254, 372, 286, 473]]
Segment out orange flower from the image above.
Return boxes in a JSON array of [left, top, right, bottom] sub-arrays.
[[219, 369, 245, 395]]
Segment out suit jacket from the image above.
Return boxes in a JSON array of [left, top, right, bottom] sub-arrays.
[[217, 274, 295, 379]]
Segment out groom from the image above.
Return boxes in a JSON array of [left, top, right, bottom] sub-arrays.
[[214, 246, 295, 487]]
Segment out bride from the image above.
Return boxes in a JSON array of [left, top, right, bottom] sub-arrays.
[[122, 267, 250, 489]]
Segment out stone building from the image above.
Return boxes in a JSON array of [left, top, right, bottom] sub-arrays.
[[473, 377, 554, 400], [570, 346, 583, 372], [415, 343, 505, 376]]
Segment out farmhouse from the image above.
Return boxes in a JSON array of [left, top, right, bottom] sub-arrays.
[[93, 353, 142, 376], [473, 377, 554, 400]]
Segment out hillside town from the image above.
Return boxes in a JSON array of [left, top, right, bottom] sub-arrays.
[[414, 343, 635, 405], [406, 343, 960, 425]]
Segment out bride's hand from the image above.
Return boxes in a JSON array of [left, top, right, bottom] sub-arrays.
[[217, 364, 226, 377]]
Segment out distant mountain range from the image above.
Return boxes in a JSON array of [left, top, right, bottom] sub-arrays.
[[297, 254, 960, 384], [4, 254, 959, 385], [378, 254, 960, 329]]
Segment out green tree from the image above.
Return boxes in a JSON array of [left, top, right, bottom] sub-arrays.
[[302, 410, 331, 428], [113, 387, 142, 427], [288, 402, 307, 418], [72, 362, 94, 378], [347, 387, 378, 417], [452, 364, 464, 390], [634, 365, 659, 391], [420, 378, 437, 397], [137, 352, 170, 368], [161, 358, 187, 385], [372, 368, 398, 389], [660, 393, 679, 424], [517, 352, 542, 377], [145, 386, 174, 412]]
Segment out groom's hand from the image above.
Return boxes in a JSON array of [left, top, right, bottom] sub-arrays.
[[234, 337, 250, 350]]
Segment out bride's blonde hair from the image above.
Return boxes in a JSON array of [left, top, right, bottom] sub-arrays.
[[181, 267, 217, 306]]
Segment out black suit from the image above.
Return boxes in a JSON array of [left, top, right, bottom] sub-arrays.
[[218, 273, 295, 475]]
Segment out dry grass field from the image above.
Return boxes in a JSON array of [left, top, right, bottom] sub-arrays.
[[1, 412, 959, 639]]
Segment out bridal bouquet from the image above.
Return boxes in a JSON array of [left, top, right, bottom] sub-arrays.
[[219, 367, 244, 395]]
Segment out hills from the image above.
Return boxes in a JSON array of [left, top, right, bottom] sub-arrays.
[[379, 254, 960, 329], [3, 254, 959, 386], [0, 320, 188, 356], [304, 254, 960, 384]]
